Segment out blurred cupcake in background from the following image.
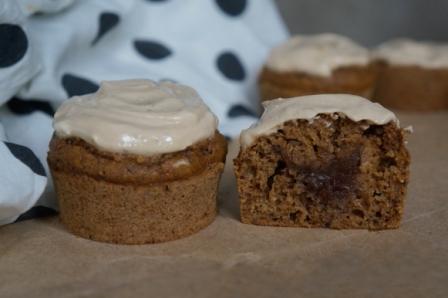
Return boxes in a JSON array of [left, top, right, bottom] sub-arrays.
[[373, 38, 448, 111], [258, 33, 377, 102]]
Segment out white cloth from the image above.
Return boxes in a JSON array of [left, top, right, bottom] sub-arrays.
[[0, 0, 288, 225]]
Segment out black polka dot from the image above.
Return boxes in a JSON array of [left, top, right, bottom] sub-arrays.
[[0, 24, 28, 68], [216, 0, 247, 17], [4, 141, 46, 176], [92, 12, 120, 45], [7, 97, 55, 116], [62, 74, 99, 97], [227, 104, 257, 118], [15, 206, 57, 222], [134, 40, 172, 60], [216, 51, 246, 81]]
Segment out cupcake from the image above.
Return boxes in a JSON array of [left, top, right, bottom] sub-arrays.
[[373, 39, 448, 111], [259, 33, 376, 102], [48, 79, 227, 244], [234, 94, 410, 230]]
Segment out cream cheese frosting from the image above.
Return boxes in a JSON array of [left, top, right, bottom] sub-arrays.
[[53, 79, 218, 155], [240, 94, 398, 148], [265, 33, 370, 77], [373, 38, 448, 68]]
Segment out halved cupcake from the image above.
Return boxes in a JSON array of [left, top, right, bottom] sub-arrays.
[[48, 79, 227, 244], [234, 94, 410, 230]]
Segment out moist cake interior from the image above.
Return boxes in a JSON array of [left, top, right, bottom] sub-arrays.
[[234, 113, 410, 230]]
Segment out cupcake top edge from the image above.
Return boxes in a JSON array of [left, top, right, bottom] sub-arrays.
[[373, 38, 448, 68], [53, 79, 218, 155], [265, 33, 370, 77], [240, 94, 398, 148]]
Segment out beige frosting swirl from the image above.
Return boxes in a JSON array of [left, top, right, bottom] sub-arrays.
[[53, 79, 218, 155], [240, 94, 398, 148], [373, 38, 448, 68], [266, 33, 370, 77]]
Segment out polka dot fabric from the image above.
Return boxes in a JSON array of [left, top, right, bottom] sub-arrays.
[[0, 0, 288, 224]]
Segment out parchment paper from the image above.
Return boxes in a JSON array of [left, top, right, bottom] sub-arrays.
[[1, 112, 447, 298]]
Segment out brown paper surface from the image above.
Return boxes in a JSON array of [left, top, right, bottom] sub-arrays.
[[1, 112, 447, 298]]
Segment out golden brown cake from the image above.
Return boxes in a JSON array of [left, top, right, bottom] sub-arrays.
[[259, 34, 376, 102], [234, 94, 410, 230], [47, 79, 227, 244], [372, 39, 448, 111]]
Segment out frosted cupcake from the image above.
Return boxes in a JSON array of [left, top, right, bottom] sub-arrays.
[[259, 33, 377, 102], [373, 38, 448, 111], [234, 94, 410, 230], [47, 79, 227, 244]]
